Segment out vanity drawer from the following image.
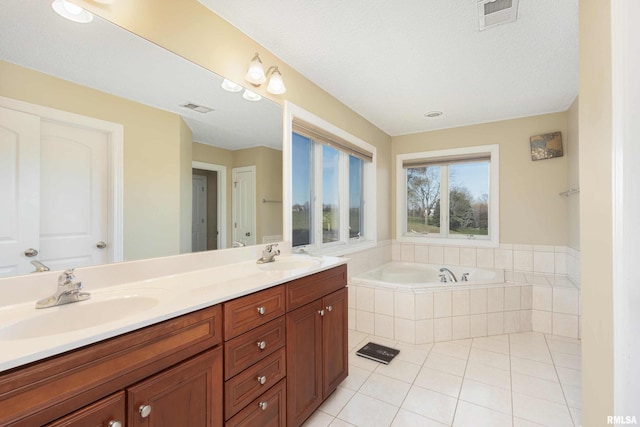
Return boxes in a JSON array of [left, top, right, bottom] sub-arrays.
[[225, 378, 286, 427], [225, 347, 286, 420], [224, 286, 285, 340], [224, 317, 286, 380], [286, 264, 347, 311]]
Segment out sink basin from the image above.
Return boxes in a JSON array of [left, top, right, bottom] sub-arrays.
[[258, 256, 322, 272], [0, 290, 163, 340]]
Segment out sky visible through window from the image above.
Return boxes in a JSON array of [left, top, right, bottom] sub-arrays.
[[451, 162, 489, 201]]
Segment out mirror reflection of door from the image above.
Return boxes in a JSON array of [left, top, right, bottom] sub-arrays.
[[232, 166, 256, 247], [0, 104, 115, 276], [191, 168, 218, 251]]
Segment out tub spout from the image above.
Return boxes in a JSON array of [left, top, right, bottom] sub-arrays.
[[439, 267, 457, 283]]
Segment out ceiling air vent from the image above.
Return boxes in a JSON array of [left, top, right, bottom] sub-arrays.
[[478, 0, 519, 31], [180, 102, 214, 114]]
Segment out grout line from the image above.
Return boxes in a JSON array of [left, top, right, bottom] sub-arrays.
[[508, 333, 515, 427], [544, 333, 579, 427]]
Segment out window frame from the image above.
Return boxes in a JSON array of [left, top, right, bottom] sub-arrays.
[[396, 144, 500, 247], [284, 102, 377, 255]]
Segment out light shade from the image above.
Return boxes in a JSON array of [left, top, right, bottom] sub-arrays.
[[245, 53, 266, 85], [267, 67, 286, 95], [221, 79, 243, 93], [242, 89, 262, 102], [51, 0, 94, 23]]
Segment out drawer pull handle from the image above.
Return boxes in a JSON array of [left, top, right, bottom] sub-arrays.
[[257, 340, 267, 350], [108, 421, 122, 427], [139, 404, 152, 418], [326, 305, 333, 312], [257, 375, 267, 385], [259, 401, 268, 410], [257, 306, 266, 315]]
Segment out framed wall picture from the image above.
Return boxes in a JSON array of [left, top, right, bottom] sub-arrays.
[[530, 131, 563, 161]]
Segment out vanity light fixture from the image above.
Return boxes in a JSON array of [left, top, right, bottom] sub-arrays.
[[221, 79, 243, 93], [242, 89, 262, 102], [244, 53, 287, 95], [51, 0, 94, 23]]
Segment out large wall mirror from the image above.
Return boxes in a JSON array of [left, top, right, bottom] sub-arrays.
[[0, 0, 283, 278]]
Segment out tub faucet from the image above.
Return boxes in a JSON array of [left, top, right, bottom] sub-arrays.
[[439, 267, 458, 283], [35, 269, 90, 309], [257, 243, 280, 264]]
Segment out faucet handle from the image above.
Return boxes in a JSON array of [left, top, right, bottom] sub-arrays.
[[265, 243, 278, 253], [58, 269, 77, 286]]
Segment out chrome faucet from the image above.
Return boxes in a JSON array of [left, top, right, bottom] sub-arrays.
[[257, 243, 280, 264], [35, 269, 90, 309], [30, 260, 50, 273], [439, 267, 458, 283]]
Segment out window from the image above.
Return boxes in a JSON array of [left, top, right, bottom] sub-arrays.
[[286, 103, 376, 254], [397, 145, 499, 246]]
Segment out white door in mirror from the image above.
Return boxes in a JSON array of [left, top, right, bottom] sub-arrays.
[[232, 166, 256, 247]]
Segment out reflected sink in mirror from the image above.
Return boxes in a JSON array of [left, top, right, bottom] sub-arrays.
[[257, 256, 323, 272], [0, 289, 165, 340]]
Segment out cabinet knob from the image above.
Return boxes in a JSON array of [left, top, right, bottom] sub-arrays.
[[258, 401, 268, 410], [139, 404, 152, 418], [318, 309, 325, 316], [326, 305, 333, 312], [256, 340, 267, 350], [108, 421, 122, 427], [257, 375, 267, 385], [257, 306, 266, 315]]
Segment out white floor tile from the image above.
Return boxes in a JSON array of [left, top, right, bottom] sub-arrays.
[[302, 410, 335, 427], [510, 342, 553, 364], [562, 383, 582, 409], [349, 350, 382, 371], [468, 347, 511, 371], [340, 365, 373, 391], [556, 366, 582, 388], [512, 372, 565, 404], [319, 387, 356, 416], [512, 392, 574, 427], [375, 358, 421, 383], [402, 385, 458, 425], [393, 342, 432, 365], [546, 337, 581, 356], [348, 331, 369, 351], [424, 351, 468, 377], [329, 419, 357, 427], [550, 352, 582, 370], [569, 407, 582, 427], [453, 400, 512, 427], [510, 356, 558, 382], [464, 361, 511, 390], [432, 341, 471, 360], [414, 367, 464, 398], [391, 409, 449, 427], [337, 394, 399, 427], [459, 378, 512, 415], [358, 373, 411, 406], [472, 336, 510, 355], [513, 417, 546, 426]]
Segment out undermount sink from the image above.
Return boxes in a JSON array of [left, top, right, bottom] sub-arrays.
[[0, 290, 163, 340], [258, 256, 323, 272]]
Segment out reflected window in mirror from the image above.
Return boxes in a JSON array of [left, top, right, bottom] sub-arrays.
[[290, 113, 376, 254]]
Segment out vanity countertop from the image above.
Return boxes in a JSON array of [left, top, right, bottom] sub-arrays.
[[0, 255, 347, 373]]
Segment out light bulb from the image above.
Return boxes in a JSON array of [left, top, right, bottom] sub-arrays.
[[267, 68, 286, 95]]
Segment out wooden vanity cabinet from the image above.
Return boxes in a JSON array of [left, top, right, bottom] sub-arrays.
[[285, 265, 348, 427], [0, 305, 223, 427]]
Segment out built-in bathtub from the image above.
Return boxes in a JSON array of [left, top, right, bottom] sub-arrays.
[[349, 261, 532, 344]]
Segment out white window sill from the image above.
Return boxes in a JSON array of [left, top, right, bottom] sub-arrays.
[[300, 239, 378, 257], [396, 235, 499, 248]]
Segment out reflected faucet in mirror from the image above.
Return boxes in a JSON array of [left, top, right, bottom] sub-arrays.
[[30, 261, 50, 273]]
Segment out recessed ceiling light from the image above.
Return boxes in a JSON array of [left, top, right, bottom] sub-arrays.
[[221, 79, 243, 93], [242, 89, 262, 102], [51, 0, 94, 23], [424, 111, 443, 118]]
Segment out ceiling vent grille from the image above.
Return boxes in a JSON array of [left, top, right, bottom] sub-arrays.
[[478, 0, 519, 31], [180, 102, 214, 113]]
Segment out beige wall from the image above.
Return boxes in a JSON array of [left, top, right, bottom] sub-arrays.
[[0, 60, 186, 261], [579, 0, 614, 424], [179, 118, 193, 253], [566, 97, 580, 250], [392, 113, 569, 245], [75, 0, 392, 242]]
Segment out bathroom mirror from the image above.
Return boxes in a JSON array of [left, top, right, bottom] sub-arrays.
[[0, 0, 283, 277]]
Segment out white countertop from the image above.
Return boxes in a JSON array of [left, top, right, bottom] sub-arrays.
[[0, 255, 347, 372]]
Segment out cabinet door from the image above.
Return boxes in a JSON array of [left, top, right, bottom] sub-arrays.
[[44, 392, 125, 427], [322, 288, 349, 397], [128, 347, 223, 427], [286, 299, 323, 427]]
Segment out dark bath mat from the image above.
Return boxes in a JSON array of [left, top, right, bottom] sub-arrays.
[[356, 342, 400, 365]]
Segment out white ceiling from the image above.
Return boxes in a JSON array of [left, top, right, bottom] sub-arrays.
[[0, 0, 282, 151], [199, 0, 579, 136]]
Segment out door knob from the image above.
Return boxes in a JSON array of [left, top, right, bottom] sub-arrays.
[[96, 241, 107, 249], [24, 248, 38, 257], [139, 404, 152, 418]]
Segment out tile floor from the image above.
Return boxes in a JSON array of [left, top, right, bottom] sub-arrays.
[[303, 331, 582, 427]]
